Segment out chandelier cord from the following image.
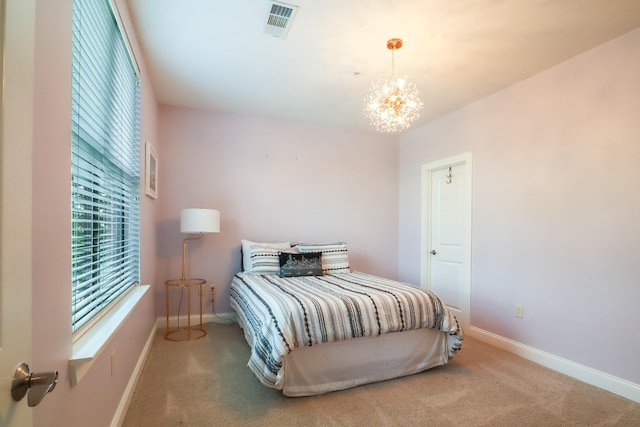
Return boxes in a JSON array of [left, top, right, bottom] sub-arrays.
[[391, 48, 395, 76]]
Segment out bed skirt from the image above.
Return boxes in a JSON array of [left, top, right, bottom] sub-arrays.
[[280, 327, 449, 396]]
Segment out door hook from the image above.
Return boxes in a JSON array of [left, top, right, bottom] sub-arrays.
[[445, 167, 452, 184]]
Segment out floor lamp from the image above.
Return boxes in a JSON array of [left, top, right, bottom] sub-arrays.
[[165, 208, 220, 341]]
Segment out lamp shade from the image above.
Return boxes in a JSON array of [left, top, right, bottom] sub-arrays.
[[180, 209, 220, 234]]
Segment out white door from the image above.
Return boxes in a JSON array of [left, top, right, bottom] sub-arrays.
[[0, 0, 35, 425], [421, 153, 472, 331]]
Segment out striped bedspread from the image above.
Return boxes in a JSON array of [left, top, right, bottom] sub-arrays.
[[230, 272, 464, 389]]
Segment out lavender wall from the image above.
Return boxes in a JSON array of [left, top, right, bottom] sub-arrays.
[[30, 0, 158, 426], [156, 108, 399, 315], [399, 29, 640, 385]]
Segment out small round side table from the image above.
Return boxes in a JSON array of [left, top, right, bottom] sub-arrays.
[[164, 278, 207, 341]]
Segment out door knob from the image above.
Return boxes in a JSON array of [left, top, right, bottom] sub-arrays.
[[11, 362, 58, 407], [430, 250, 437, 255]]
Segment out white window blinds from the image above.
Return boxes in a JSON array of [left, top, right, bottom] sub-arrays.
[[71, 0, 141, 334]]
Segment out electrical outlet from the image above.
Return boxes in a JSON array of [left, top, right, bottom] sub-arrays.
[[210, 284, 216, 305], [515, 305, 523, 319]]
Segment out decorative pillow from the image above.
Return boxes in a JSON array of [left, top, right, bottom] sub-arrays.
[[278, 251, 323, 277], [297, 242, 351, 274], [241, 239, 291, 272]]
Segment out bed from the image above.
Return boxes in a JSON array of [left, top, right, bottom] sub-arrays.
[[230, 240, 464, 396]]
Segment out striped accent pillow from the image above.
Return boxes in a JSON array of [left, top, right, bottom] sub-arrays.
[[298, 242, 351, 274], [241, 240, 291, 272], [248, 245, 298, 275]]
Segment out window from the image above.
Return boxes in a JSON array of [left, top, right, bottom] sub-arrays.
[[71, 0, 141, 335]]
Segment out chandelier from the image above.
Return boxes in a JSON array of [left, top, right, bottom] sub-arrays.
[[364, 38, 423, 133]]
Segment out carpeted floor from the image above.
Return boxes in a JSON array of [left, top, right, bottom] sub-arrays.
[[123, 323, 640, 426]]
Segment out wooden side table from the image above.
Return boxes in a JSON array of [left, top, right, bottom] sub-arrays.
[[165, 278, 207, 341]]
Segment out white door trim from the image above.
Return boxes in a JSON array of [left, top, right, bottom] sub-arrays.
[[420, 152, 472, 331]]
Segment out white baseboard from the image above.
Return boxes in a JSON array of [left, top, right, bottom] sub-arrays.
[[156, 312, 237, 329], [111, 322, 157, 427], [469, 326, 640, 404]]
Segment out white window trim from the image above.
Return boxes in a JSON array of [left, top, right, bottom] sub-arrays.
[[69, 284, 150, 385]]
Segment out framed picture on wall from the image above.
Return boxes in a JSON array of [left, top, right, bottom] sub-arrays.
[[145, 142, 158, 199]]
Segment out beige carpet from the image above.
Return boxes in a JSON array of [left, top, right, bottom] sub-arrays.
[[123, 323, 640, 426]]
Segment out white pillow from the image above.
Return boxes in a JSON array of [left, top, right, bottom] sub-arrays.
[[241, 239, 291, 272]]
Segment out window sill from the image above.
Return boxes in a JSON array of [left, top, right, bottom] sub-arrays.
[[69, 284, 150, 385]]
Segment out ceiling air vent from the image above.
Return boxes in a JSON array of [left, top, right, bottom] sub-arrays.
[[263, 1, 298, 39]]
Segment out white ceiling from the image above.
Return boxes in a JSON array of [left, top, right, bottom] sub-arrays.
[[126, 0, 640, 133]]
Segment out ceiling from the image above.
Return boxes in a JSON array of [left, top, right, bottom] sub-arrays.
[[126, 0, 640, 133]]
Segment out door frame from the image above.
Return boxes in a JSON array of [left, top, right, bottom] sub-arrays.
[[420, 152, 472, 331]]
